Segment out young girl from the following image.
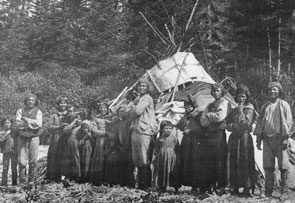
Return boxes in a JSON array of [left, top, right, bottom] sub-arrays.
[[0, 117, 17, 186], [155, 120, 180, 192]]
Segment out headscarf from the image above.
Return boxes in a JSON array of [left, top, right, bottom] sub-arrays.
[[236, 84, 249, 95], [268, 82, 283, 92]]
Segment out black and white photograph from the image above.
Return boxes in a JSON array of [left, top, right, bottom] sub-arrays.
[[0, 0, 295, 202]]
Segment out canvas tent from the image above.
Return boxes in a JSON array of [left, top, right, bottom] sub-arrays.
[[110, 51, 265, 176]]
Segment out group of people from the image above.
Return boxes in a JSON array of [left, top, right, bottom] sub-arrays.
[[0, 79, 293, 200]]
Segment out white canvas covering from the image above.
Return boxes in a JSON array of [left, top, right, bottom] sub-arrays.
[[146, 52, 215, 93]]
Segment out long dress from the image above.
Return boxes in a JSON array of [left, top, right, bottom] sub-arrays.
[[115, 117, 134, 186], [177, 110, 214, 190], [46, 111, 68, 181], [60, 117, 81, 181], [89, 116, 109, 185], [155, 128, 180, 189], [200, 97, 231, 189], [104, 135, 120, 185], [226, 104, 256, 190]]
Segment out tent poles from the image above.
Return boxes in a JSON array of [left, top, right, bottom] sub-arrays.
[[170, 51, 191, 102]]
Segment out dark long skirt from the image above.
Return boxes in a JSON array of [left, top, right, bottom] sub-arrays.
[[191, 136, 215, 191], [104, 151, 120, 185], [60, 135, 80, 181], [118, 150, 134, 187], [179, 133, 192, 186], [207, 130, 227, 189], [46, 133, 62, 181], [228, 132, 255, 189]]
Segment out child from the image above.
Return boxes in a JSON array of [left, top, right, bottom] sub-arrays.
[[0, 117, 17, 186], [155, 120, 180, 192]]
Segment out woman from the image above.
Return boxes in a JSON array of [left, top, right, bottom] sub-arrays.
[[226, 84, 256, 196], [46, 96, 69, 182], [115, 105, 134, 187], [130, 79, 157, 190], [200, 83, 231, 194], [177, 95, 213, 193], [89, 102, 111, 185]]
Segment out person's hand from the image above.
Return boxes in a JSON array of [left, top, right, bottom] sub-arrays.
[[21, 117, 29, 123], [75, 119, 81, 126], [282, 139, 288, 150], [256, 141, 262, 150], [78, 140, 84, 146], [86, 132, 91, 139], [238, 103, 244, 112]]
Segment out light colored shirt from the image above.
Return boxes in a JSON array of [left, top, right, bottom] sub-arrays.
[[200, 97, 229, 127], [16, 108, 42, 129], [263, 101, 281, 137]]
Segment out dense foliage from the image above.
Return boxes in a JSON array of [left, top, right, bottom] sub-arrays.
[[0, 0, 295, 117]]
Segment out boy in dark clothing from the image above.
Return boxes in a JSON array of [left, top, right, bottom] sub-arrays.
[[0, 117, 17, 186]]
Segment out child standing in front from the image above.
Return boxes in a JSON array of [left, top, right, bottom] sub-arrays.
[[0, 117, 17, 186], [154, 120, 180, 192]]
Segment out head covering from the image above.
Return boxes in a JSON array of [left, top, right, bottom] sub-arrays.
[[268, 82, 283, 92], [212, 83, 224, 90], [236, 84, 249, 95]]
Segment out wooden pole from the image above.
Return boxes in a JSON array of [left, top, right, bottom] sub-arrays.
[[170, 52, 191, 102], [267, 26, 272, 82]]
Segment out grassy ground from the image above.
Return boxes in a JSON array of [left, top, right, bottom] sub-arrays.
[[0, 146, 294, 202]]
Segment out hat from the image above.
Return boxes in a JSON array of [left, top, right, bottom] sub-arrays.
[[268, 82, 283, 92], [236, 84, 249, 95], [212, 83, 224, 90]]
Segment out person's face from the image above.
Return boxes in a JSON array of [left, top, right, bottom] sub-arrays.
[[137, 82, 148, 95], [211, 88, 223, 99], [268, 87, 280, 100], [99, 105, 108, 116], [26, 97, 36, 108], [81, 124, 90, 134], [184, 103, 193, 113], [162, 125, 172, 136], [117, 109, 125, 119], [67, 107, 74, 115], [58, 100, 68, 111], [236, 93, 247, 104], [3, 120, 11, 130]]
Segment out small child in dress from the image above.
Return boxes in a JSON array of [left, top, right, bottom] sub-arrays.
[[155, 120, 180, 192], [0, 117, 17, 186]]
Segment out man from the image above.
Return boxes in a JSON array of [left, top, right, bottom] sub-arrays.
[[130, 79, 157, 190], [16, 93, 43, 183], [254, 82, 293, 200]]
